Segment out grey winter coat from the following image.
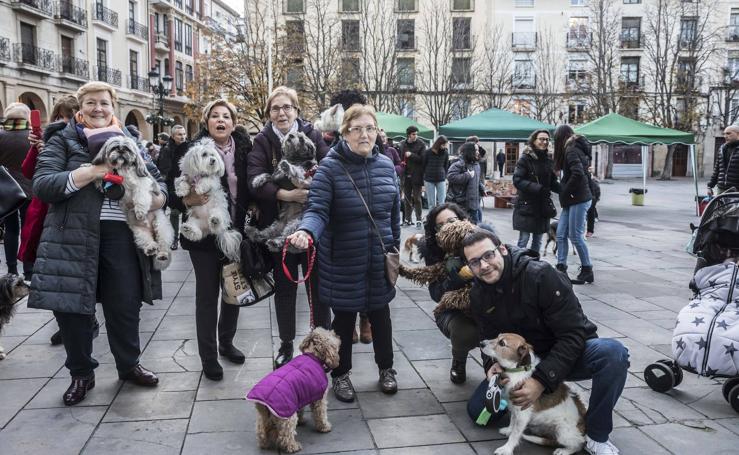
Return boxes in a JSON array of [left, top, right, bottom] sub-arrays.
[[27, 119, 165, 315], [446, 159, 485, 212]]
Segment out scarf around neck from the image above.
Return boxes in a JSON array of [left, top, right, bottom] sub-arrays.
[[271, 121, 299, 143], [3, 119, 29, 131], [74, 111, 122, 130], [214, 136, 238, 206]]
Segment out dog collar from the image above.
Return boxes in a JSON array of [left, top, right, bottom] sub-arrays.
[[504, 365, 533, 373]]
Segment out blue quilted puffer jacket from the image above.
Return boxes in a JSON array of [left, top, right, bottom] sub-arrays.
[[300, 140, 401, 312]]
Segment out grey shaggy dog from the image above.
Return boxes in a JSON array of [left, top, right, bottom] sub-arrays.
[[0, 274, 30, 360], [245, 131, 317, 253]]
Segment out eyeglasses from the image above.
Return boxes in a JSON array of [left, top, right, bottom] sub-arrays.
[[270, 104, 295, 114], [536, 137, 550, 142], [347, 126, 378, 136], [467, 247, 501, 271], [435, 217, 459, 232]]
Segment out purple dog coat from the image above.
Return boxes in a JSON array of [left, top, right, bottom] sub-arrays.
[[246, 353, 328, 418]]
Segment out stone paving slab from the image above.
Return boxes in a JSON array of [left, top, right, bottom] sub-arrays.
[[2, 177, 739, 454]]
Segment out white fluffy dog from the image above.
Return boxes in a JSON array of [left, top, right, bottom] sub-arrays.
[[481, 333, 587, 455], [93, 136, 174, 270], [175, 138, 242, 262]]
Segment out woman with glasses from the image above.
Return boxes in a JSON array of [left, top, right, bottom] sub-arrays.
[[420, 203, 481, 384], [288, 104, 401, 403], [512, 129, 560, 254], [553, 124, 594, 284], [248, 86, 331, 370]]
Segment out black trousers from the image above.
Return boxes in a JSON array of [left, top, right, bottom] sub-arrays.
[[2, 199, 32, 276], [403, 178, 423, 223], [55, 221, 143, 377], [189, 249, 240, 362], [273, 251, 331, 342], [435, 310, 479, 360], [331, 305, 393, 378]]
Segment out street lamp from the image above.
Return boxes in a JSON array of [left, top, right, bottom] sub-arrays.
[[145, 69, 175, 137]]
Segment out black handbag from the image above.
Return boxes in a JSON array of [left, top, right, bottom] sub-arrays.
[[533, 173, 557, 219], [0, 166, 27, 221], [239, 210, 274, 279]]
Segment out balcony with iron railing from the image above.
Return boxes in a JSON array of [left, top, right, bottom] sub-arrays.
[[93, 4, 118, 29], [58, 54, 88, 79], [727, 27, 739, 42], [676, 73, 703, 92], [155, 33, 170, 53], [127, 19, 148, 41], [512, 74, 536, 91], [151, 0, 173, 11], [95, 65, 121, 86], [565, 72, 591, 91], [0, 38, 11, 63], [10, 0, 52, 18], [618, 75, 646, 90], [512, 32, 537, 50], [620, 35, 644, 49], [566, 32, 591, 50], [54, 1, 86, 31], [13, 43, 57, 72], [129, 74, 150, 92]]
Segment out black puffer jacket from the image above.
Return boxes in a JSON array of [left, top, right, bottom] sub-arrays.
[[28, 119, 165, 315], [422, 148, 449, 183], [167, 128, 252, 252], [470, 247, 598, 393], [399, 138, 427, 186], [513, 147, 560, 234], [708, 141, 739, 191], [559, 135, 592, 208]]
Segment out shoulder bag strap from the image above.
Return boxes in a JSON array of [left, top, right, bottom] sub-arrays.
[[335, 159, 388, 252]]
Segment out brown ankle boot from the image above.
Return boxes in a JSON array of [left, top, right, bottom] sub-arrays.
[[359, 316, 372, 344]]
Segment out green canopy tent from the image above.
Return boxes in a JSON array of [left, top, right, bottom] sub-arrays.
[[438, 108, 554, 141], [376, 112, 434, 141], [574, 113, 698, 213]]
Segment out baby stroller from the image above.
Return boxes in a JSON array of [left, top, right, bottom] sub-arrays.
[[644, 191, 739, 412]]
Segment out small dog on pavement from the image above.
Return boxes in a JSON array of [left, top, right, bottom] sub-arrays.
[[543, 221, 576, 257], [0, 274, 31, 360], [247, 328, 341, 453], [481, 333, 586, 455], [403, 233, 424, 263]]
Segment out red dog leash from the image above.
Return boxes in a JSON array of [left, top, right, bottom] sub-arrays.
[[282, 237, 317, 329]]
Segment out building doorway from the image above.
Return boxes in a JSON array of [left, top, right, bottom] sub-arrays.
[[672, 145, 688, 177], [504, 143, 518, 175]]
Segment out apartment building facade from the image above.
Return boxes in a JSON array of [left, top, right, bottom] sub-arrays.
[[256, 0, 739, 177], [0, 0, 240, 139]]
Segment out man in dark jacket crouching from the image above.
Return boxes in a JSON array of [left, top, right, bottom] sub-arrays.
[[462, 229, 628, 455]]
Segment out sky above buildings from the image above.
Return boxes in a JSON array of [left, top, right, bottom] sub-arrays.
[[222, 0, 244, 16]]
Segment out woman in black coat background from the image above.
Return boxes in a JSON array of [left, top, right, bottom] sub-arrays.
[[513, 129, 560, 254]]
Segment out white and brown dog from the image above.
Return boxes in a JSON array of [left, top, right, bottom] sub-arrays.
[[93, 136, 175, 270], [0, 274, 30, 360], [403, 233, 424, 263], [247, 328, 341, 453], [481, 333, 586, 455]]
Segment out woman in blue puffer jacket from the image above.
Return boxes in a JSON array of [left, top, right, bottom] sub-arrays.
[[288, 104, 401, 404]]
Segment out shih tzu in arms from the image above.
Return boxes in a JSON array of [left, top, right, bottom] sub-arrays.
[[0, 274, 30, 360], [93, 136, 174, 270], [245, 131, 317, 253], [175, 138, 242, 262]]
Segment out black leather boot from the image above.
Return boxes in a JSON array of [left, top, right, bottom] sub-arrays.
[[571, 266, 594, 285], [63, 374, 95, 406], [450, 358, 467, 384], [274, 341, 294, 369]]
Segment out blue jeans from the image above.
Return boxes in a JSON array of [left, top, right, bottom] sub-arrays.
[[556, 200, 592, 267], [466, 338, 629, 443], [424, 181, 446, 208], [517, 232, 543, 253]]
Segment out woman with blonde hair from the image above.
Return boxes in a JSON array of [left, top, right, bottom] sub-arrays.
[[167, 99, 252, 381], [28, 81, 164, 405], [288, 104, 401, 403], [247, 86, 330, 369]]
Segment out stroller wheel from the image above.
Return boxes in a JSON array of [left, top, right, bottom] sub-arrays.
[[657, 359, 683, 386], [729, 384, 739, 413], [644, 361, 676, 393], [723, 377, 739, 402]]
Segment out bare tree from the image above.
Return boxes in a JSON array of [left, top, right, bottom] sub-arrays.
[[584, 0, 621, 117], [358, 0, 400, 112], [477, 21, 513, 111], [642, 0, 722, 179], [300, 0, 343, 115], [530, 27, 564, 124]]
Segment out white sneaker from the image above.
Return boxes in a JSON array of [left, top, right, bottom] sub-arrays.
[[585, 436, 620, 455]]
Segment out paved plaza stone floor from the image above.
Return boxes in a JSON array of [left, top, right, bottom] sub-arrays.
[[1, 177, 738, 454]]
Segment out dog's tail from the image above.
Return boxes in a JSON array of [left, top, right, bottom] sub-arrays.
[[218, 229, 242, 263], [521, 434, 559, 447]]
